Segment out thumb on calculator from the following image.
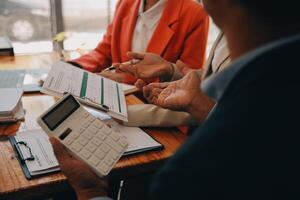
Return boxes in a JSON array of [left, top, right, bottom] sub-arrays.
[[49, 137, 109, 198], [49, 137, 70, 162]]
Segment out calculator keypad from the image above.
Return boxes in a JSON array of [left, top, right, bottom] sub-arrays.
[[61, 114, 128, 176]]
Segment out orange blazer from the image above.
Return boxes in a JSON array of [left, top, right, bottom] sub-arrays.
[[72, 0, 209, 83]]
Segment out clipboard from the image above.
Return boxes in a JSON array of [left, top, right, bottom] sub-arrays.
[[9, 136, 34, 179], [9, 130, 60, 180]]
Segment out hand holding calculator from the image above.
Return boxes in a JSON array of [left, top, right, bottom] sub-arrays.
[[37, 94, 128, 177]]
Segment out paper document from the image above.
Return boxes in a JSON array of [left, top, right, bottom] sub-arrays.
[[0, 88, 25, 122], [122, 83, 139, 95], [85, 107, 163, 156], [41, 61, 128, 121], [14, 129, 59, 176], [105, 120, 163, 155]]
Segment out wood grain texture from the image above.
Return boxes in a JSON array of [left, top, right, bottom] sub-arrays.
[[0, 53, 187, 200]]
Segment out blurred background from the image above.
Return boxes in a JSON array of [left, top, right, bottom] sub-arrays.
[[0, 0, 219, 56]]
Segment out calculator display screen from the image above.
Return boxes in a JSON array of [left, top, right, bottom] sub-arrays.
[[42, 95, 80, 131]]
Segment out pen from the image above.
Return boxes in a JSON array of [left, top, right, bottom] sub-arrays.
[[104, 59, 140, 71]]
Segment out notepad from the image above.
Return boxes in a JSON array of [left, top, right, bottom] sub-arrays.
[[41, 61, 128, 121]]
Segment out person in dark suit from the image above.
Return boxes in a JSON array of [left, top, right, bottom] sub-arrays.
[[50, 0, 300, 199]]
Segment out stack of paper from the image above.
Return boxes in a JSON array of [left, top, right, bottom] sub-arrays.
[[0, 88, 25, 123]]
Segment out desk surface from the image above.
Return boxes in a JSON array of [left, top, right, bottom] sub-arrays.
[[0, 53, 187, 200]]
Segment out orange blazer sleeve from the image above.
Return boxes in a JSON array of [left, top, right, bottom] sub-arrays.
[[179, 6, 209, 69]]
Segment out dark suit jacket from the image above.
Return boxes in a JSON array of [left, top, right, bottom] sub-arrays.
[[149, 35, 300, 200]]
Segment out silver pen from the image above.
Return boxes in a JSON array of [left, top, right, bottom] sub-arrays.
[[104, 59, 140, 71]]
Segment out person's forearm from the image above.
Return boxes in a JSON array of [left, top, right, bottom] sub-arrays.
[[187, 92, 215, 122]]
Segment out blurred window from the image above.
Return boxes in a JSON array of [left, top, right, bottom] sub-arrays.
[[62, 0, 118, 51], [0, 0, 218, 56], [0, 0, 52, 54], [0, 0, 117, 55]]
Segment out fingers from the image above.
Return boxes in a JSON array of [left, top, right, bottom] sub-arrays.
[[49, 137, 71, 164], [142, 82, 169, 102], [135, 79, 147, 91], [99, 71, 125, 82], [142, 85, 163, 104], [99, 70, 111, 78], [112, 63, 121, 68], [148, 88, 163, 104], [112, 63, 121, 72], [127, 51, 145, 60], [176, 60, 192, 76], [148, 82, 170, 89], [119, 64, 137, 76], [143, 85, 153, 100]]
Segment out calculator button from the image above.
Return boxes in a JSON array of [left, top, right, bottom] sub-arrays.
[[89, 117, 96, 123], [88, 126, 98, 135], [109, 150, 119, 160], [106, 138, 123, 153], [93, 120, 104, 129], [100, 143, 110, 153], [119, 138, 128, 148], [82, 112, 89, 118], [97, 162, 109, 175], [70, 142, 83, 152], [95, 149, 106, 160], [63, 137, 74, 145], [92, 138, 102, 146], [111, 133, 120, 142], [83, 122, 91, 128], [68, 134, 77, 141], [78, 136, 89, 146], [83, 131, 94, 140], [86, 142, 97, 153], [96, 132, 107, 141], [80, 149, 92, 159], [88, 155, 100, 166], [72, 132, 80, 139], [102, 126, 112, 135], [103, 157, 115, 167], [79, 127, 86, 133]]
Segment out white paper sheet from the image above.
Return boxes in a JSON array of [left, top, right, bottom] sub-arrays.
[[42, 61, 128, 121]]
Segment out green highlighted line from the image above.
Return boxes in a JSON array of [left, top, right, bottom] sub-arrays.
[[80, 72, 88, 98], [116, 83, 121, 113], [101, 78, 104, 105]]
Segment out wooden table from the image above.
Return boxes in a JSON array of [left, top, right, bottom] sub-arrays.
[[0, 53, 187, 200]]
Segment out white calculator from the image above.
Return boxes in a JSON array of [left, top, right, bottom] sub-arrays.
[[37, 94, 128, 177]]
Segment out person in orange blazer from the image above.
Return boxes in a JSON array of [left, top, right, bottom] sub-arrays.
[[70, 0, 209, 84]]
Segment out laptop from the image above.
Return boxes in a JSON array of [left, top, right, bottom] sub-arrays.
[[0, 69, 48, 93]]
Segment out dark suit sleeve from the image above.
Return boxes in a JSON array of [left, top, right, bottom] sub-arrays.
[[149, 72, 300, 200]]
